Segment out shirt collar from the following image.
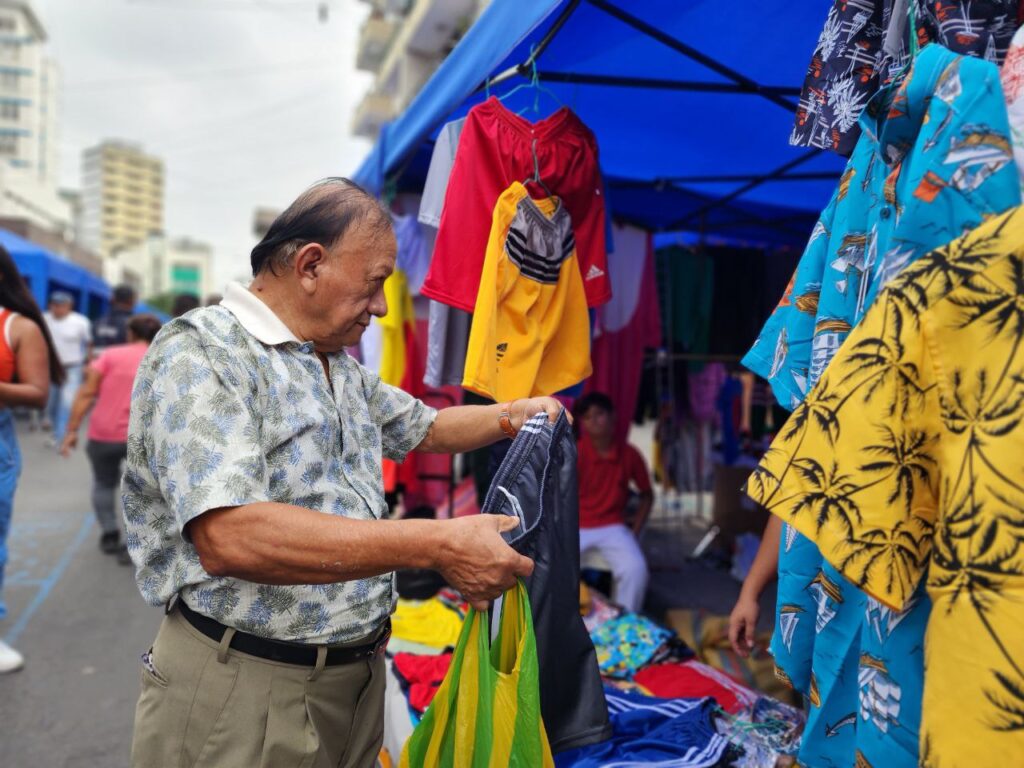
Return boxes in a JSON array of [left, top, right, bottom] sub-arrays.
[[219, 282, 302, 346], [860, 43, 959, 166]]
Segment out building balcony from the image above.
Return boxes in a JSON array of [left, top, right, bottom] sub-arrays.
[[351, 89, 396, 140], [356, 15, 399, 73], [358, 0, 414, 15], [405, 0, 477, 56]]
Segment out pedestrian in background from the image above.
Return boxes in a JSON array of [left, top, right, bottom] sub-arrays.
[[0, 245, 64, 672], [61, 314, 162, 565], [170, 293, 200, 317], [92, 284, 137, 352], [41, 291, 91, 447]]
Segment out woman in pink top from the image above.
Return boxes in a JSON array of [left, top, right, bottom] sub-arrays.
[[61, 314, 162, 563]]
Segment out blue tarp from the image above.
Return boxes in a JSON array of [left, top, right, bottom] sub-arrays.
[[353, 0, 843, 246], [0, 228, 110, 317]]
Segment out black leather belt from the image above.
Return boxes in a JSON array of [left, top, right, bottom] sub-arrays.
[[177, 599, 390, 667]]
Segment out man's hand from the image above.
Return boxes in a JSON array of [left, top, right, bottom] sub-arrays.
[[60, 431, 78, 458], [436, 515, 534, 610], [728, 593, 760, 657], [510, 397, 568, 432]]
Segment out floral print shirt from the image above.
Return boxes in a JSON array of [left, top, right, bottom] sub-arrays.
[[122, 284, 437, 643], [792, 0, 1018, 156], [748, 205, 1024, 768]]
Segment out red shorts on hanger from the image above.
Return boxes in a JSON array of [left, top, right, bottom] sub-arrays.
[[421, 97, 610, 312]]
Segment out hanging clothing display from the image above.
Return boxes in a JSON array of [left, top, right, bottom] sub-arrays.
[[423, 301, 471, 388], [379, 268, 414, 388], [656, 245, 713, 357], [748, 205, 1024, 768], [462, 182, 591, 401], [418, 117, 466, 229], [393, 215, 431, 296], [1002, 23, 1024, 194], [422, 97, 610, 313], [481, 411, 611, 753], [593, 224, 647, 335], [745, 43, 1021, 768], [585, 233, 662, 442], [792, 0, 1018, 155], [709, 248, 766, 356]]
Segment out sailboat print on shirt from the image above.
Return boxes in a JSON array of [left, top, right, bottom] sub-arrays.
[[778, 604, 805, 654], [808, 571, 844, 634]]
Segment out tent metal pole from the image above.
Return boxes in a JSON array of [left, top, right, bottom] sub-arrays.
[[606, 171, 838, 187], [584, 0, 799, 112], [480, 0, 582, 91], [535, 71, 801, 97], [668, 149, 823, 229]]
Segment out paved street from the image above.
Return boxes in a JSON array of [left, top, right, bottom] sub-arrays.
[[0, 422, 161, 768]]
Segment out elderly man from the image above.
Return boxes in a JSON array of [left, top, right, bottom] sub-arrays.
[[124, 178, 558, 768]]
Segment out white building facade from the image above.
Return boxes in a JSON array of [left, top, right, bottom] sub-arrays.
[[0, 1, 70, 233], [109, 234, 215, 301], [352, 0, 491, 139]]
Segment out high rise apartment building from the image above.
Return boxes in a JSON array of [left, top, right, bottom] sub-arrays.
[[80, 140, 164, 258], [0, 1, 70, 232]]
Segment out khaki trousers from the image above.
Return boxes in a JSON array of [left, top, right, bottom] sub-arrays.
[[131, 608, 386, 768]]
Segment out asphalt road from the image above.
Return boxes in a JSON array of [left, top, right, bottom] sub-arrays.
[[0, 423, 161, 768]]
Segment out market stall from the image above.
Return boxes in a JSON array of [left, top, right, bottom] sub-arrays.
[[354, 1, 1024, 767], [0, 227, 110, 318]]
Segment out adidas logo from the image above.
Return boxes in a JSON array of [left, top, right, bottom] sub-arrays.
[[585, 265, 605, 281], [496, 342, 508, 361]]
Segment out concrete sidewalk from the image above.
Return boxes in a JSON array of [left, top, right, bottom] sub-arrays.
[[0, 424, 161, 768]]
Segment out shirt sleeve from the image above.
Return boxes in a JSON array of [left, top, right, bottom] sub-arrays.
[[359, 366, 437, 462], [742, 190, 839, 410], [745, 288, 942, 610], [130, 324, 270, 532], [81, 315, 93, 344], [90, 349, 110, 376]]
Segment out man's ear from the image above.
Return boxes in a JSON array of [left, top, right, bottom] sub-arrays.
[[294, 243, 326, 293]]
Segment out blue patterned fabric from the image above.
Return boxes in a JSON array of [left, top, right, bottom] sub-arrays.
[[744, 44, 1021, 767], [123, 305, 437, 643]]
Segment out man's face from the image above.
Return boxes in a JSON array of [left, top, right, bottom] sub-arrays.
[[305, 219, 396, 353], [581, 405, 613, 440], [50, 301, 71, 319]]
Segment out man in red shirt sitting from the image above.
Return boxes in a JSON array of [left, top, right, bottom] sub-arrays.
[[575, 392, 653, 612]]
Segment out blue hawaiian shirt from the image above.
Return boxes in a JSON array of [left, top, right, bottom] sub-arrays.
[[744, 44, 1021, 768], [122, 283, 437, 643]]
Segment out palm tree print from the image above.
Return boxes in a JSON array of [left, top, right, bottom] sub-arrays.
[[745, 208, 1024, 764], [786, 457, 863, 537], [986, 670, 1024, 731]]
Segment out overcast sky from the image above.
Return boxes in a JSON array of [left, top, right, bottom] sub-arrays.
[[33, 0, 373, 291]]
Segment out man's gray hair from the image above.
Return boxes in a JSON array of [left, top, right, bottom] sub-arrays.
[[250, 178, 392, 276]]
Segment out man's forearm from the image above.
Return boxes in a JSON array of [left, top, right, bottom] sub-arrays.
[[189, 502, 449, 584], [416, 404, 505, 454]]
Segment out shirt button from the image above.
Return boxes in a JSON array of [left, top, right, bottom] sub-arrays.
[[880, 207, 892, 219]]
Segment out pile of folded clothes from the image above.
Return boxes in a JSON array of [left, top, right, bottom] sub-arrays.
[[377, 585, 804, 768]]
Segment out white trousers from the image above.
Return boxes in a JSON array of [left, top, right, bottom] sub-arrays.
[[579, 524, 649, 612]]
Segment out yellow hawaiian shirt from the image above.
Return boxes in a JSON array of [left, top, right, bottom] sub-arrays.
[[747, 205, 1024, 767]]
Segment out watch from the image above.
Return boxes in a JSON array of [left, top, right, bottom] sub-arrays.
[[498, 401, 518, 439]]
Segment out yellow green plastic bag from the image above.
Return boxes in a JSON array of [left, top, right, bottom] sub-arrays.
[[400, 580, 555, 768]]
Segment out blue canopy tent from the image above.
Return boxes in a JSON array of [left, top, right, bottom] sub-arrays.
[[353, 0, 845, 247], [0, 228, 110, 318]]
